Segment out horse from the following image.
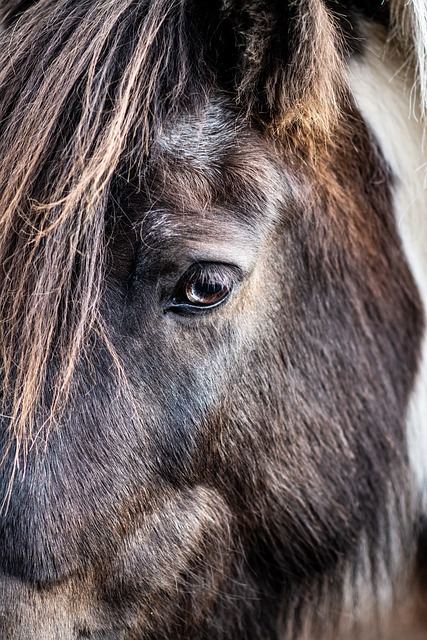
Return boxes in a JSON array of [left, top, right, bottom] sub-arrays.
[[0, 0, 426, 638]]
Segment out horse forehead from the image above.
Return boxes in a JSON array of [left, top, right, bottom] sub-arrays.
[[149, 101, 286, 219], [156, 100, 238, 162]]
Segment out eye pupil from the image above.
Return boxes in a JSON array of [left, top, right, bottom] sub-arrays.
[[185, 279, 228, 306]]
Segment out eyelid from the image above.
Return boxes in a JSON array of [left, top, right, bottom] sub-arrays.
[[189, 262, 242, 287], [185, 242, 256, 278]]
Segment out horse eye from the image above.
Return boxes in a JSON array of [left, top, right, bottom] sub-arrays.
[[184, 277, 229, 306], [168, 264, 238, 313]]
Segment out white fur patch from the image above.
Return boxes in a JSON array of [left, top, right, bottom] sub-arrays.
[[348, 31, 427, 509]]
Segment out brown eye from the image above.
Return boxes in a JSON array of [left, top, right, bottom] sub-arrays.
[[184, 276, 229, 306], [168, 263, 240, 314]]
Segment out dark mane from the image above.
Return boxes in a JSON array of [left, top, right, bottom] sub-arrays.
[[0, 0, 209, 460]]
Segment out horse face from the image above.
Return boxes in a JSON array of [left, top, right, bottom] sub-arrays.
[[0, 94, 421, 639], [0, 98, 290, 636], [0, 1, 425, 638]]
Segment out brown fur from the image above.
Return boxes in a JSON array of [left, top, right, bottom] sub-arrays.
[[0, 1, 424, 639]]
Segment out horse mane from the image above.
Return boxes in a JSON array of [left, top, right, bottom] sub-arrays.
[[389, 0, 427, 118], [0, 0, 207, 468]]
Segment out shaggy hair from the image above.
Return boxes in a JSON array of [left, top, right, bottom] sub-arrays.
[[0, 0, 345, 468], [0, 0, 209, 466], [389, 0, 427, 118], [0, 1, 425, 639]]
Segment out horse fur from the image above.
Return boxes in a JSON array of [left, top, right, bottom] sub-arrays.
[[0, 1, 426, 639], [389, 0, 427, 119]]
